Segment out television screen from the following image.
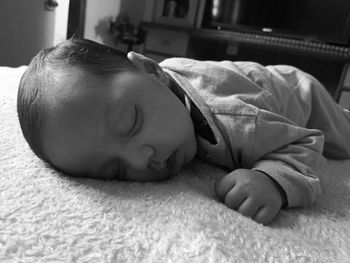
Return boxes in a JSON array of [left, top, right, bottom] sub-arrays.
[[203, 0, 350, 45]]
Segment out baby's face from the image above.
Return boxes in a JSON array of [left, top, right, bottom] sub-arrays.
[[44, 70, 197, 181]]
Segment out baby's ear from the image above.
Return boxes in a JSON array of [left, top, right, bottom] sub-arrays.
[[127, 52, 168, 84]]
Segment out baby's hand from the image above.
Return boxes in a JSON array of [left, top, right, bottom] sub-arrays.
[[214, 169, 284, 225]]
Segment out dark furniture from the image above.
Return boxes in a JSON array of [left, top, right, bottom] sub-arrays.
[[141, 22, 350, 107]]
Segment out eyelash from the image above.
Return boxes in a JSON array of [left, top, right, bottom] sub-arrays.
[[127, 106, 142, 138], [107, 106, 142, 180]]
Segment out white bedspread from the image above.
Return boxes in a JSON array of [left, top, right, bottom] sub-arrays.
[[1, 66, 349, 262]]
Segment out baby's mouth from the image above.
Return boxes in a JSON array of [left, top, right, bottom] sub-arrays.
[[149, 150, 183, 178], [149, 156, 170, 171], [166, 150, 183, 176], [166, 154, 173, 170]]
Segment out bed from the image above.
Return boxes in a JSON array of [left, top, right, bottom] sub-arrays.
[[1, 66, 350, 262]]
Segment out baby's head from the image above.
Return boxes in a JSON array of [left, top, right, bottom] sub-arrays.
[[17, 38, 197, 181]]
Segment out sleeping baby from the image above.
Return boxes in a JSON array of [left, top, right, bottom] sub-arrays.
[[17, 38, 350, 225]]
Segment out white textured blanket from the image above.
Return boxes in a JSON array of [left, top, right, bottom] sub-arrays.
[[1, 66, 350, 262]]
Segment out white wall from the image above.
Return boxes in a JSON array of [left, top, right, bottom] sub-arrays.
[[120, 0, 146, 24], [84, 0, 121, 46], [54, 0, 70, 45], [0, 0, 147, 66], [83, 0, 147, 51], [0, 1, 54, 66], [0, 0, 69, 67]]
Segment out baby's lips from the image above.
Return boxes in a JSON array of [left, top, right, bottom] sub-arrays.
[[149, 159, 167, 171], [167, 150, 183, 176]]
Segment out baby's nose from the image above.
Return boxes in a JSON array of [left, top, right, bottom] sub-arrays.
[[127, 145, 155, 171]]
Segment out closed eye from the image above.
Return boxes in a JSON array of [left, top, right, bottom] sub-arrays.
[[127, 106, 142, 138]]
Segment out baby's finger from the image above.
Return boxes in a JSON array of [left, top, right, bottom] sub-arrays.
[[214, 174, 237, 202], [254, 206, 278, 225], [224, 187, 247, 210], [127, 52, 149, 71], [237, 198, 260, 219]]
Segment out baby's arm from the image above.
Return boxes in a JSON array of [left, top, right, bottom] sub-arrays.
[[215, 169, 286, 225]]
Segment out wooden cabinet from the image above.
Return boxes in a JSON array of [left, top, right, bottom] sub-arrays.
[[143, 27, 190, 62]]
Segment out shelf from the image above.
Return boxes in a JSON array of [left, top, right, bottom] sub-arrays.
[[141, 22, 350, 101], [191, 28, 350, 61], [141, 22, 350, 61]]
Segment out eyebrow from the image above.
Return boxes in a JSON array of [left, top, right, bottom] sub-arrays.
[[98, 102, 129, 180], [104, 100, 125, 137]]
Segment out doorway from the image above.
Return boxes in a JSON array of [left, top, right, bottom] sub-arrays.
[[67, 0, 86, 39]]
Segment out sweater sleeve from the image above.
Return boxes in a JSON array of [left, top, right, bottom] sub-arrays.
[[249, 109, 324, 208]]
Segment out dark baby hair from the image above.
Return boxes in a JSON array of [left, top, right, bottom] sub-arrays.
[[17, 38, 136, 163]]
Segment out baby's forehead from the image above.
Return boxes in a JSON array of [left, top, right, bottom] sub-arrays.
[[47, 69, 103, 99], [46, 68, 145, 110]]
